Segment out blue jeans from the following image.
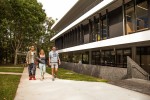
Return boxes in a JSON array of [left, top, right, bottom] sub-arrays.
[[28, 63, 36, 76], [39, 63, 46, 77]]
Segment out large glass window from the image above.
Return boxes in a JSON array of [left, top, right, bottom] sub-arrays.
[[83, 24, 90, 43], [101, 50, 115, 66], [72, 52, 82, 63], [116, 48, 132, 68], [102, 15, 108, 40], [92, 18, 100, 42], [125, 0, 149, 34], [136, 46, 150, 74], [109, 6, 123, 38], [125, 1, 135, 34], [82, 51, 89, 64], [136, 0, 149, 31], [92, 51, 100, 65]]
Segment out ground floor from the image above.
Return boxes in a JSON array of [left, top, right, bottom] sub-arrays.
[[60, 41, 150, 74]]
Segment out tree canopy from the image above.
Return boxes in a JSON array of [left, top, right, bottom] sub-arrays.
[[0, 0, 55, 65]]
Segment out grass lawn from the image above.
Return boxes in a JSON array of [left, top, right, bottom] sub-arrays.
[[0, 67, 24, 73], [46, 67, 107, 82], [0, 64, 23, 67], [0, 74, 21, 100]]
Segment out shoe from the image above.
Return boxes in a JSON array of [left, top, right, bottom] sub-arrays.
[[29, 76, 32, 80], [33, 75, 36, 80], [52, 77, 55, 81], [40, 78, 43, 81]]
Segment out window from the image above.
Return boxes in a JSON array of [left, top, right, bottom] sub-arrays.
[[125, 1, 135, 34], [101, 50, 115, 66], [116, 48, 131, 68], [92, 18, 100, 42], [82, 52, 89, 64], [136, 0, 149, 31], [136, 46, 150, 74], [125, 0, 149, 34], [95, 19, 101, 41], [92, 51, 100, 65], [109, 6, 123, 38], [83, 24, 90, 43], [72, 52, 82, 63], [102, 15, 108, 40]]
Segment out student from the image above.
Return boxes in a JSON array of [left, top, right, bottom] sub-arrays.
[[26, 46, 37, 80], [38, 49, 46, 80], [49, 46, 61, 81]]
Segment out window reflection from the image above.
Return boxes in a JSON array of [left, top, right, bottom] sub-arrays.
[[102, 16, 108, 40], [125, 1, 135, 34], [125, 0, 149, 34], [136, 0, 148, 31], [136, 46, 150, 74]]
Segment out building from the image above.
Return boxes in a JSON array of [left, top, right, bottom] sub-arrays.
[[51, 0, 150, 80]]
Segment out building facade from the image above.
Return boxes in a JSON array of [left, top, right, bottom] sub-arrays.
[[51, 0, 150, 75]]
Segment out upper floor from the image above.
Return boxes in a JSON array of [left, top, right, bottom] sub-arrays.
[[53, 0, 150, 50]]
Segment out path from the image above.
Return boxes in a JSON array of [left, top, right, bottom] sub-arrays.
[[14, 67, 150, 100], [0, 72, 22, 75]]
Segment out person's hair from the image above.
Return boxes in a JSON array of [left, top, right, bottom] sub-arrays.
[[39, 49, 45, 55], [52, 46, 56, 48], [30, 46, 34, 49]]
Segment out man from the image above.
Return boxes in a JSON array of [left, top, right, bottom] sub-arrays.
[[49, 46, 61, 81], [26, 46, 37, 80]]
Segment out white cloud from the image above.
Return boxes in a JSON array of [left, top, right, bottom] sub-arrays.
[[37, 0, 78, 20]]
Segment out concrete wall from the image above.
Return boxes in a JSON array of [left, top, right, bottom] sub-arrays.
[[60, 62, 127, 81], [127, 57, 150, 80]]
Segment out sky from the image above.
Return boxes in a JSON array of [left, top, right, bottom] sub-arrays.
[[37, 0, 78, 20]]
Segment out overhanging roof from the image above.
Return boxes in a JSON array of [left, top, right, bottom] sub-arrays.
[[50, 0, 115, 41], [51, 0, 103, 32]]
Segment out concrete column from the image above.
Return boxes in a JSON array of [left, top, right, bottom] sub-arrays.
[[132, 46, 136, 61], [122, 0, 126, 35], [148, 0, 150, 28]]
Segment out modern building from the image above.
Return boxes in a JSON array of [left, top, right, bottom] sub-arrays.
[[51, 0, 150, 80]]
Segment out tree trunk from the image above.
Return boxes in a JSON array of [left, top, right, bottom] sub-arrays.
[[14, 49, 18, 65]]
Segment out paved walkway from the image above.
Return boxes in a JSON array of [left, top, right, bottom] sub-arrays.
[[14, 67, 150, 100], [0, 72, 22, 75], [0, 67, 23, 68]]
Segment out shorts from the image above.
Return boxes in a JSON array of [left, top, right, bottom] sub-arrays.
[[51, 63, 58, 68]]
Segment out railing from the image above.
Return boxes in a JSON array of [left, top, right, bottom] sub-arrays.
[[127, 56, 150, 80], [132, 66, 149, 80]]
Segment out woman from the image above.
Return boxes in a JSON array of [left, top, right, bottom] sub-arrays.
[[38, 49, 46, 80]]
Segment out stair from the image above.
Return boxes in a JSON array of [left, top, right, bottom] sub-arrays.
[[109, 78, 150, 95]]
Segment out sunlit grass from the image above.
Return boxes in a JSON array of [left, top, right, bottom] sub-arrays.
[[46, 67, 107, 82], [0, 74, 21, 100]]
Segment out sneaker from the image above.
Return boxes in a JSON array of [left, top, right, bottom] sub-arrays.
[[33, 76, 36, 80], [40, 78, 43, 81], [29, 76, 32, 80], [52, 77, 55, 81]]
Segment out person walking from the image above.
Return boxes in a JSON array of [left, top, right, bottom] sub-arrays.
[[38, 49, 46, 80], [26, 46, 37, 80], [49, 46, 61, 81]]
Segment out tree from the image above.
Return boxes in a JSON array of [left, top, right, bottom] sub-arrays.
[[37, 17, 56, 56], [0, 0, 47, 65]]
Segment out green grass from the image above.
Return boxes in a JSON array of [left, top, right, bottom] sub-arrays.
[[46, 67, 107, 82], [0, 64, 23, 67], [0, 74, 21, 100], [0, 67, 24, 73]]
